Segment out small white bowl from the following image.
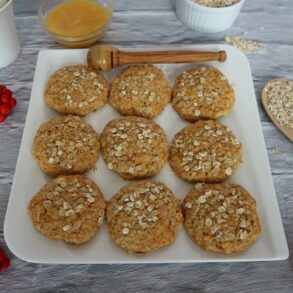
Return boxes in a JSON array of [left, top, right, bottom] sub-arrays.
[[176, 0, 246, 33]]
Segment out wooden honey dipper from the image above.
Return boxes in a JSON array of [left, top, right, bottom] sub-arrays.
[[87, 45, 226, 71]]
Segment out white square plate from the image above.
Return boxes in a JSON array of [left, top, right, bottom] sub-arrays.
[[4, 45, 289, 263]]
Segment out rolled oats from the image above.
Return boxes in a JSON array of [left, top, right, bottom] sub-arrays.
[[45, 65, 108, 116], [107, 181, 183, 254], [172, 66, 235, 122], [109, 65, 171, 119], [182, 183, 261, 254], [101, 116, 168, 179], [170, 120, 242, 182], [28, 175, 106, 244], [32, 115, 100, 177]]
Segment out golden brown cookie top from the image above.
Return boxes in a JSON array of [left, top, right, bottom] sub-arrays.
[[109, 65, 171, 118], [172, 66, 235, 122], [101, 116, 168, 179], [28, 175, 106, 244], [45, 65, 107, 116], [169, 120, 242, 182], [32, 115, 100, 176], [107, 181, 182, 253], [182, 183, 261, 254]]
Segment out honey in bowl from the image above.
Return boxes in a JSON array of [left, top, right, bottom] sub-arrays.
[[44, 0, 112, 47]]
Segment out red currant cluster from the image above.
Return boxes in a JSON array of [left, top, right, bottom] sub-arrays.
[[0, 85, 17, 122], [0, 248, 10, 271]]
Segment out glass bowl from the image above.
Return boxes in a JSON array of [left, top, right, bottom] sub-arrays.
[[38, 0, 113, 48]]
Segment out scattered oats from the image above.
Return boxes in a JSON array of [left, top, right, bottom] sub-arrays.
[[205, 218, 212, 227], [218, 206, 226, 213], [122, 227, 129, 235], [225, 36, 262, 54], [239, 232, 247, 240], [237, 208, 245, 214], [194, 110, 201, 116], [98, 216, 103, 225], [87, 196, 95, 203], [225, 167, 233, 176], [60, 181, 67, 188], [117, 205, 123, 211], [197, 195, 207, 204], [186, 202, 193, 208], [75, 204, 84, 212], [152, 216, 159, 222], [48, 157, 54, 164], [147, 205, 154, 212], [272, 147, 279, 154], [65, 210, 75, 217], [135, 201, 142, 208], [127, 202, 134, 208], [107, 162, 114, 170], [63, 224, 71, 232], [149, 194, 157, 201]]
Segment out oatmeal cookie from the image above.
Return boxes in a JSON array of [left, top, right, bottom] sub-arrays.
[[32, 115, 100, 177], [101, 116, 168, 179], [44, 65, 107, 116], [182, 183, 261, 254], [107, 181, 182, 254], [28, 175, 106, 244], [109, 65, 171, 118], [169, 120, 242, 182], [172, 66, 235, 122]]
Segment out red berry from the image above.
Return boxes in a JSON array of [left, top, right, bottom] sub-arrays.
[[1, 93, 11, 104], [2, 88, 12, 98], [0, 249, 5, 260], [0, 257, 10, 270], [0, 114, 7, 122], [0, 85, 6, 93], [0, 104, 11, 116], [9, 97, 17, 107]]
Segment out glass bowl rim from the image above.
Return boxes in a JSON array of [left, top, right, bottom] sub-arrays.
[[38, 0, 114, 41]]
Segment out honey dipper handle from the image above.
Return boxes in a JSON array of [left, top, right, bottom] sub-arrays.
[[112, 49, 227, 67]]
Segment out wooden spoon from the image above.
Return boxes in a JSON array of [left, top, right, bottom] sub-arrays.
[[261, 79, 293, 142], [87, 45, 226, 71]]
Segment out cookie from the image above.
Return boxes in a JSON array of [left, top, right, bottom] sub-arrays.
[[28, 175, 106, 244], [32, 115, 100, 177], [172, 66, 235, 122], [101, 116, 168, 179], [107, 181, 182, 254], [169, 120, 242, 182], [182, 183, 261, 254], [44, 65, 107, 116], [109, 65, 171, 118]]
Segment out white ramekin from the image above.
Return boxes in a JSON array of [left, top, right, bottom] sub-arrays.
[[176, 0, 246, 33], [0, 0, 20, 68]]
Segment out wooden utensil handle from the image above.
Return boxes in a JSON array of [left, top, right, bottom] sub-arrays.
[[113, 50, 226, 67]]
